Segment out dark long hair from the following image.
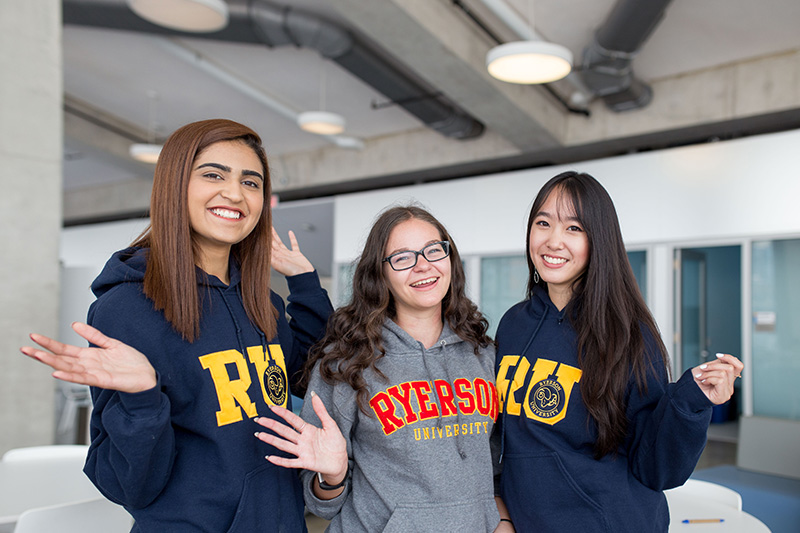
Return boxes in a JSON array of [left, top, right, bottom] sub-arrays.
[[526, 171, 669, 458], [303, 205, 490, 414], [132, 119, 277, 341]]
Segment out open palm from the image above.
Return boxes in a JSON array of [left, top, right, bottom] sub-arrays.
[[21, 322, 157, 393]]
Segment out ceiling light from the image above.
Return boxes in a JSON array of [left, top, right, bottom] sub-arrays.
[[486, 40, 573, 84], [129, 143, 162, 164], [297, 111, 346, 136], [126, 0, 229, 33]]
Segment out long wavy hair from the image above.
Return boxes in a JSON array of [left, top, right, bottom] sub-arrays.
[[132, 119, 277, 341], [304, 205, 490, 414], [526, 171, 669, 458]]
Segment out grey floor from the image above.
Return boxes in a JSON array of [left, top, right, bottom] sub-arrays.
[[304, 423, 740, 531]]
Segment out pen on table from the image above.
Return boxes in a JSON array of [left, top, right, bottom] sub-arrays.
[[682, 518, 725, 524]]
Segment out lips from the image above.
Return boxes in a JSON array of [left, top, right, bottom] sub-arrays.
[[209, 207, 244, 220]]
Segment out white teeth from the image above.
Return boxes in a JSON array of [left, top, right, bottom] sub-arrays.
[[411, 277, 437, 287], [543, 255, 566, 265], [211, 208, 241, 219]]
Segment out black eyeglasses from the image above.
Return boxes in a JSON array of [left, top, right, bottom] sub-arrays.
[[383, 241, 451, 271]]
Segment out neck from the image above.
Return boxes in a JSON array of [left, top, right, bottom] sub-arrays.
[[547, 286, 573, 311], [394, 307, 443, 349], [196, 246, 232, 285]]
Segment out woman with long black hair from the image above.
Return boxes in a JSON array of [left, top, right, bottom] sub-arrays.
[[493, 171, 743, 532]]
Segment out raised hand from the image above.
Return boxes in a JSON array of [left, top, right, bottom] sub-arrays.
[[254, 392, 348, 484], [692, 353, 744, 405], [20, 322, 157, 393], [271, 227, 314, 277]]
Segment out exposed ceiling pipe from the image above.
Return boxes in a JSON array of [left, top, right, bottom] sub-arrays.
[[158, 39, 364, 150], [62, 0, 484, 140], [580, 0, 674, 112]]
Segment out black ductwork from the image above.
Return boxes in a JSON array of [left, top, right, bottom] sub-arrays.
[[62, 0, 484, 140], [580, 0, 673, 112]]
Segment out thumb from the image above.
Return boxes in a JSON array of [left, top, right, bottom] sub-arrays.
[[72, 322, 116, 349], [310, 391, 336, 430]]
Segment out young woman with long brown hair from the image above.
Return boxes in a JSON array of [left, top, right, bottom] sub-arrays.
[[22, 119, 333, 532], [493, 171, 743, 532], [254, 205, 506, 531]]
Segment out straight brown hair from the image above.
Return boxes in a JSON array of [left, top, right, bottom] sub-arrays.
[[132, 119, 277, 341]]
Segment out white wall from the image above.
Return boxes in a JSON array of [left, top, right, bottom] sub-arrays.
[[1, 0, 63, 453], [332, 128, 800, 419], [334, 128, 800, 263]]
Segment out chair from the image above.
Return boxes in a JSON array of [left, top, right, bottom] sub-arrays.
[[12, 497, 132, 533], [1, 445, 89, 463], [665, 479, 743, 511], [0, 445, 102, 529]]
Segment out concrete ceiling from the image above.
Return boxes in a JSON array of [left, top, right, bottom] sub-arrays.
[[62, 0, 800, 226]]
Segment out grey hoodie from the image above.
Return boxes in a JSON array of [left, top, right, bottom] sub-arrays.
[[300, 319, 500, 532]]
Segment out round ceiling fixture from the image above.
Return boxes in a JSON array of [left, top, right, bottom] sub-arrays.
[[486, 41, 573, 84], [297, 111, 346, 136], [126, 0, 229, 33]]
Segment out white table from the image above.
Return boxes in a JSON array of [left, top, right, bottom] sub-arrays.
[[667, 492, 771, 532]]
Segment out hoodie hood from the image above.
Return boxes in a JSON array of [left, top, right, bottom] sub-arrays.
[[91, 246, 241, 300]]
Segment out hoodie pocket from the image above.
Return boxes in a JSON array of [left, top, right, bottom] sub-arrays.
[[501, 452, 611, 532], [225, 463, 306, 533], [383, 497, 499, 533]]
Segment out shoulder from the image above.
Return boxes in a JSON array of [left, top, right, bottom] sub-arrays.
[[88, 282, 169, 345], [496, 299, 533, 336]]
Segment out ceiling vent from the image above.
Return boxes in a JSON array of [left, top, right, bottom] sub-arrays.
[[580, 0, 673, 112], [63, 0, 484, 140]]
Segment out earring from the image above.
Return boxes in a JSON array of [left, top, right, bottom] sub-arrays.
[[533, 269, 540, 284]]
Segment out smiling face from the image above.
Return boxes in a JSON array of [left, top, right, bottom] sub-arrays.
[[383, 218, 452, 320], [529, 188, 590, 309], [187, 140, 265, 262]]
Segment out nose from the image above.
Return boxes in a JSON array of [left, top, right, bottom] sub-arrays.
[[413, 254, 433, 271], [546, 228, 565, 249], [220, 180, 244, 202]]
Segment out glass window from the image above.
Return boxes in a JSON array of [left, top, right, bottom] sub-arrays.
[[336, 261, 356, 308], [752, 238, 800, 420], [627, 250, 647, 301], [480, 255, 528, 337]]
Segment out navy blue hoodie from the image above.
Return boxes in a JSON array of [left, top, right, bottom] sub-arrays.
[[82, 247, 333, 533], [494, 287, 713, 532]]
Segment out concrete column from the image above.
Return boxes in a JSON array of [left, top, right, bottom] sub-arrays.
[[0, 1, 62, 453]]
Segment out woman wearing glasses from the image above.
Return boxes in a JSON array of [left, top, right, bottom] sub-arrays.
[[255, 205, 505, 531]]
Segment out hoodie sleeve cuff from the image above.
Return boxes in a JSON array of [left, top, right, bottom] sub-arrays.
[[118, 374, 167, 416], [286, 270, 322, 294], [670, 369, 715, 414]]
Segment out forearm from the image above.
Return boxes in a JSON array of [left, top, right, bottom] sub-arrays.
[[495, 496, 515, 532]]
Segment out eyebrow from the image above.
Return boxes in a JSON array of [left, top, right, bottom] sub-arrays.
[[536, 210, 580, 222], [196, 162, 264, 182], [386, 239, 441, 256]]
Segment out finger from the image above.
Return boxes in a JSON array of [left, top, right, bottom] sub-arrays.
[[27, 333, 82, 358], [50, 370, 97, 387], [21, 346, 81, 370], [265, 454, 304, 470], [716, 353, 745, 376], [71, 322, 117, 350], [271, 227, 287, 250], [287, 230, 301, 252], [255, 415, 304, 443], [269, 404, 308, 431], [310, 391, 336, 429], [255, 429, 301, 455]]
